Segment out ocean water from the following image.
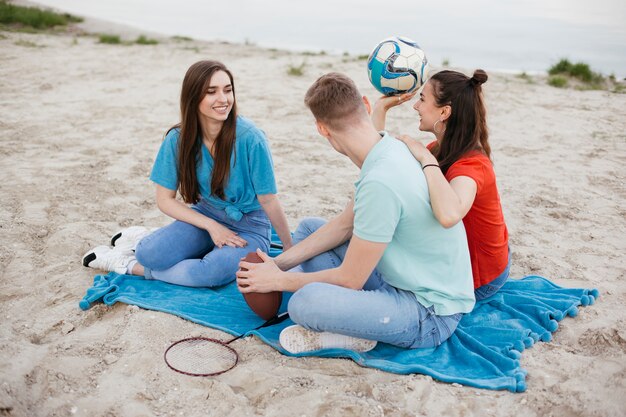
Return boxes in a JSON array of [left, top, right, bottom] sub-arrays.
[[31, 0, 626, 77]]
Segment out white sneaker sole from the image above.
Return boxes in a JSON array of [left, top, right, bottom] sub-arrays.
[[82, 245, 109, 268], [279, 325, 377, 354]]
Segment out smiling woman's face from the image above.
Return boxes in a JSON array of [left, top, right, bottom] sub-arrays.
[[413, 81, 444, 134], [198, 70, 234, 124]]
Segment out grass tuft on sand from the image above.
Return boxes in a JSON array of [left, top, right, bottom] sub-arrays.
[[0, 0, 82, 30]]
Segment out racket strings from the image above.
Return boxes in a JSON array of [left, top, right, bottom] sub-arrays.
[[164, 338, 238, 376]]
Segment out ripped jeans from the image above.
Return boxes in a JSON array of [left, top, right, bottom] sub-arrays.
[[287, 217, 463, 349]]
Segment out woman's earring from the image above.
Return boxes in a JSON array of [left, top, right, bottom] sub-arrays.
[[433, 120, 444, 134]]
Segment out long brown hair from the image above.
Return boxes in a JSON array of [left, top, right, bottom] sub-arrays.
[[169, 60, 237, 203], [428, 69, 490, 174]]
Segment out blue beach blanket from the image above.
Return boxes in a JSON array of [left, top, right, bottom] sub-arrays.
[[79, 271, 598, 392]]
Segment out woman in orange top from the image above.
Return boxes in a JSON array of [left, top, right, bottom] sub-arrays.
[[372, 69, 510, 301]]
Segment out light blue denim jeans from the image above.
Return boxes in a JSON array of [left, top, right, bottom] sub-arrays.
[[288, 217, 463, 349], [135, 199, 271, 287], [474, 248, 511, 301]]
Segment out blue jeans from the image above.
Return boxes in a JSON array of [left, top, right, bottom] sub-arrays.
[[135, 199, 271, 287], [474, 248, 511, 301], [287, 217, 462, 349]]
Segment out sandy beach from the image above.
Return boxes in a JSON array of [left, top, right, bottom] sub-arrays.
[[1, 9, 625, 417]]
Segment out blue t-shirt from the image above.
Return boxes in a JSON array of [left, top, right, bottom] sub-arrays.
[[149, 116, 277, 220], [353, 133, 475, 315]]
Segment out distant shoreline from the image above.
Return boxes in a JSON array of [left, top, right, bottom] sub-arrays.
[[14, 0, 541, 78], [20, 0, 626, 79], [15, 0, 166, 41]]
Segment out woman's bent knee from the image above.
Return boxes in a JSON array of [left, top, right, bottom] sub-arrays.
[[135, 235, 167, 270]]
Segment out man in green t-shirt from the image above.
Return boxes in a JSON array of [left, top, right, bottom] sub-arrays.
[[237, 73, 474, 353]]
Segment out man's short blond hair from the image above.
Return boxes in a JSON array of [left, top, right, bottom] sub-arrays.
[[304, 72, 367, 131]]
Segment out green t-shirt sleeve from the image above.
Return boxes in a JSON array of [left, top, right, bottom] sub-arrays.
[[353, 180, 401, 243]]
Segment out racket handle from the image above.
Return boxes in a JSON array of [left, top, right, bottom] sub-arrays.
[[226, 312, 290, 344], [262, 312, 290, 328], [227, 333, 246, 344]]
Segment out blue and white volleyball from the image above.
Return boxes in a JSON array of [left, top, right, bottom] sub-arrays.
[[367, 36, 429, 96]]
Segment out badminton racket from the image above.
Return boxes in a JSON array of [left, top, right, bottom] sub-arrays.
[[164, 312, 289, 376]]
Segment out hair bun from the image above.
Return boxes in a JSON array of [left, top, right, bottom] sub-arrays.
[[470, 69, 488, 86]]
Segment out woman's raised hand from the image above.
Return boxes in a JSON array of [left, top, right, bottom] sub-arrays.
[[371, 91, 417, 131], [206, 220, 248, 248], [375, 91, 417, 111]]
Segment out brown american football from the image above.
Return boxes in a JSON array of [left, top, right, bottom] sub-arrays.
[[240, 251, 282, 320]]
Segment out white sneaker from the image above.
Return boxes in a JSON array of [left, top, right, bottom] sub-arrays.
[[110, 226, 154, 252], [279, 325, 377, 354], [82, 245, 135, 274]]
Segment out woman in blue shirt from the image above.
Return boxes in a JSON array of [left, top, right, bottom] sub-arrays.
[[83, 60, 292, 287]]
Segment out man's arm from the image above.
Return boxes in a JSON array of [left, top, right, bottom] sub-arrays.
[[237, 235, 387, 293], [273, 200, 355, 271]]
